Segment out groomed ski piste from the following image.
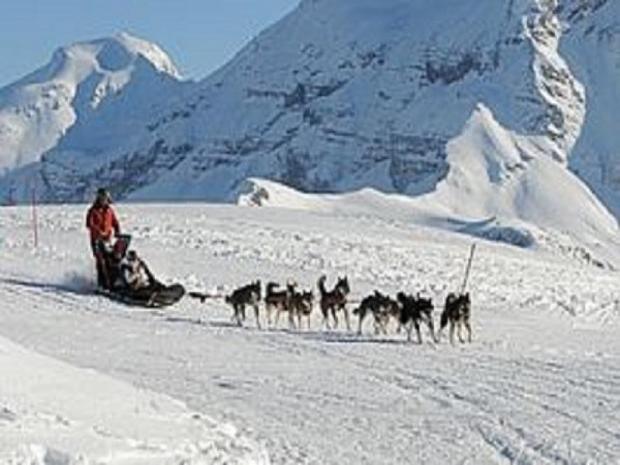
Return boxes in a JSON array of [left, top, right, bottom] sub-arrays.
[[1, 189, 620, 465]]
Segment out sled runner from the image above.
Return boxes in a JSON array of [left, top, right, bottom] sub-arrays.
[[97, 283, 185, 308]]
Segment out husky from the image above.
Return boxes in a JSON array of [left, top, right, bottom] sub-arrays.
[[396, 292, 437, 343], [353, 291, 400, 335], [439, 293, 472, 344], [264, 281, 298, 328], [290, 289, 314, 330], [225, 280, 262, 329], [317, 275, 351, 330]]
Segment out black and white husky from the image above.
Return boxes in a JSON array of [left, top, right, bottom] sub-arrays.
[[225, 280, 262, 328], [354, 291, 400, 335], [318, 275, 351, 330], [265, 281, 296, 328], [396, 292, 437, 343], [290, 289, 314, 330], [439, 293, 472, 344]]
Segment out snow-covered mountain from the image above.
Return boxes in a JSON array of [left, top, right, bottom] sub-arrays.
[[1, 0, 619, 259], [0, 32, 183, 178]]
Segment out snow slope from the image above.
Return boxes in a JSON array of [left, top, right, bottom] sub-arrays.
[[1, 202, 620, 464], [0, 32, 183, 177], [417, 104, 620, 265], [236, 103, 620, 268], [0, 335, 268, 465]]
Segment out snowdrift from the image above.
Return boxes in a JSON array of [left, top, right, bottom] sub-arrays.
[[0, 335, 269, 465]]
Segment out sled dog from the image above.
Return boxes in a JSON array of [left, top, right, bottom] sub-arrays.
[[439, 293, 472, 344], [317, 275, 351, 330], [226, 280, 262, 328], [354, 291, 400, 335], [396, 292, 437, 343]]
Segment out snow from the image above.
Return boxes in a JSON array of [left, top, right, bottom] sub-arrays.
[[1, 0, 615, 206], [1, 4, 620, 459], [0, 1, 617, 273], [560, 0, 620, 218], [0, 32, 182, 175], [111, 32, 181, 79], [237, 178, 332, 210], [236, 151, 620, 268], [416, 104, 620, 264], [0, 335, 268, 465], [1, 201, 620, 464], [226, 104, 620, 268]]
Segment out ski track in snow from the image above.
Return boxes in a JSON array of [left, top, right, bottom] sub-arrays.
[[1, 204, 620, 465]]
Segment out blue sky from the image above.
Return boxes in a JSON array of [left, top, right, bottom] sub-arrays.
[[0, 0, 300, 86]]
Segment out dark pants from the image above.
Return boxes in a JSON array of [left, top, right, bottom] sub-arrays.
[[91, 240, 110, 289], [91, 235, 132, 290]]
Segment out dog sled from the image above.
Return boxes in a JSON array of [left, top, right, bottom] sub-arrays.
[[95, 234, 185, 308], [97, 283, 185, 308]]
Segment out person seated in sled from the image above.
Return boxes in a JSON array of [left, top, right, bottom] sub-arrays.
[[120, 250, 164, 299], [86, 188, 121, 289]]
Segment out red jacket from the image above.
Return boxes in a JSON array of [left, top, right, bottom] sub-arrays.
[[86, 204, 120, 242]]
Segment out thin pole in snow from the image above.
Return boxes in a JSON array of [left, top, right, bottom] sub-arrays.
[[460, 243, 477, 294], [31, 184, 38, 249]]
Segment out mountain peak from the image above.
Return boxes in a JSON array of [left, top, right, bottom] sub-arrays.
[[50, 32, 181, 80], [0, 32, 183, 173], [109, 31, 181, 79]]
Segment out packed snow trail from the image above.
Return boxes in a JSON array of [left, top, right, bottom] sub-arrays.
[[1, 204, 620, 464]]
